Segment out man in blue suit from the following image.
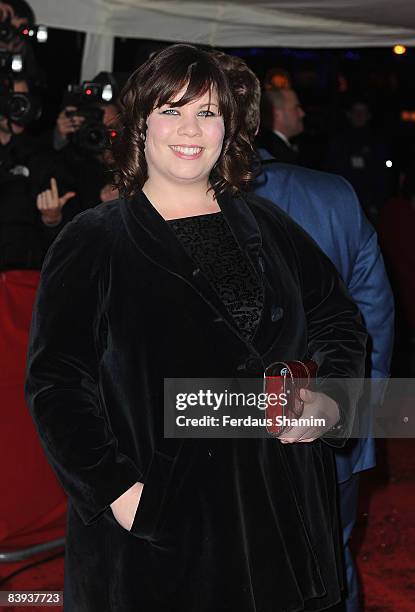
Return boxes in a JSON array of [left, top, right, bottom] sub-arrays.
[[217, 52, 395, 611]]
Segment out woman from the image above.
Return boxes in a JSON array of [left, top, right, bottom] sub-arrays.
[[25, 44, 366, 612]]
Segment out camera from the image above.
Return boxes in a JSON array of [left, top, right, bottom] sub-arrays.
[[0, 51, 41, 125], [0, 17, 47, 44], [65, 106, 109, 153], [0, 68, 42, 126], [0, 80, 41, 125], [63, 79, 117, 153], [0, 49, 23, 73], [1, 89, 40, 125]]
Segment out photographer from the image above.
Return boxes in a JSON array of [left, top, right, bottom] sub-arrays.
[[0, 75, 48, 270], [37, 77, 120, 231], [0, 1, 38, 79], [0, 1, 35, 51]]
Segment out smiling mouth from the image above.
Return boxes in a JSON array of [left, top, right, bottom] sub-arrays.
[[169, 145, 203, 157]]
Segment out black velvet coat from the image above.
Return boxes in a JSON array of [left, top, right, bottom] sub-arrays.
[[25, 190, 366, 612]]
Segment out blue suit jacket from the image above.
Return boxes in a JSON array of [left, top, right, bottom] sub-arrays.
[[254, 156, 394, 482]]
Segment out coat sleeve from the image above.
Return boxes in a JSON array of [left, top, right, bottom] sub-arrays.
[[286, 215, 368, 447], [25, 209, 142, 525], [343, 178, 394, 379]]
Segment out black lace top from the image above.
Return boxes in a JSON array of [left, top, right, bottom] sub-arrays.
[[168, 211, 263, 342]]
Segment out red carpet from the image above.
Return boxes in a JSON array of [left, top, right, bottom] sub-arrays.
[[0, 270, 66, 612], [0, 271, 67, 552], [0, 439, 413, 610], [353, 439, 415, 611]]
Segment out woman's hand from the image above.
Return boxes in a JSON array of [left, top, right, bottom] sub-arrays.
[[37, 177, 76, 226], [110, 482, 144, 531], [279, 389, 340, 443]]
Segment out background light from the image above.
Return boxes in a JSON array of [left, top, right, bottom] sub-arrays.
[[102, 84, 113, 102], [393, 44, 406, 55], [386, 160, 393, 168], [11, 55, 23, 72], [36, 26, 48, 43], [401, 110, 415, 122]]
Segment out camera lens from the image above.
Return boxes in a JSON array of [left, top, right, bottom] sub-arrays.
[[75, 122, 108, 153], [8, 93, 31, 122]]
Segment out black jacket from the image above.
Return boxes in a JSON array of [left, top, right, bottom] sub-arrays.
[[0, 134, 53, 270], [256, 128, 299, 165], [25, 190, 366, 612]]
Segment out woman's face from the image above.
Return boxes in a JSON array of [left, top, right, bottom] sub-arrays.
[[144, 87, 225, 188]]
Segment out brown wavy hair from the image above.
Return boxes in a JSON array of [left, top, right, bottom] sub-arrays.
[[210, 50, 261, 142], [113, 44, 256, 197]]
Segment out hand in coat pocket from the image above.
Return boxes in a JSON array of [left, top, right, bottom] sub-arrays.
[[110, 482, 144, 531]]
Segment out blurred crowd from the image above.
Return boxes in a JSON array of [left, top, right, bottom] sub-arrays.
[[0, 0, 413, 373], [0, 1, 121, 276], [254, 68, 415, 373]]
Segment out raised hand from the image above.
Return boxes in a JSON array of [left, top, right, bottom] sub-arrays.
[[37, 177, 76, 226]]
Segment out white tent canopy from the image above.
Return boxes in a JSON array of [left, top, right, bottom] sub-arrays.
[[31, 0, 415, 80]]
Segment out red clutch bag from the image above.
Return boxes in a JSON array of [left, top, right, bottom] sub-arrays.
[[263, 360, 318, 436]]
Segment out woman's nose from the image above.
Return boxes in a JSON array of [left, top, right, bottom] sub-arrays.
[[177, 114, 202, 137]]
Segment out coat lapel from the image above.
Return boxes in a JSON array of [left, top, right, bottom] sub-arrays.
[[119, 190, 277, 354]]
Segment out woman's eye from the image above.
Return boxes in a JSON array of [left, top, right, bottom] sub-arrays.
[[159, 108, 217, 117]]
